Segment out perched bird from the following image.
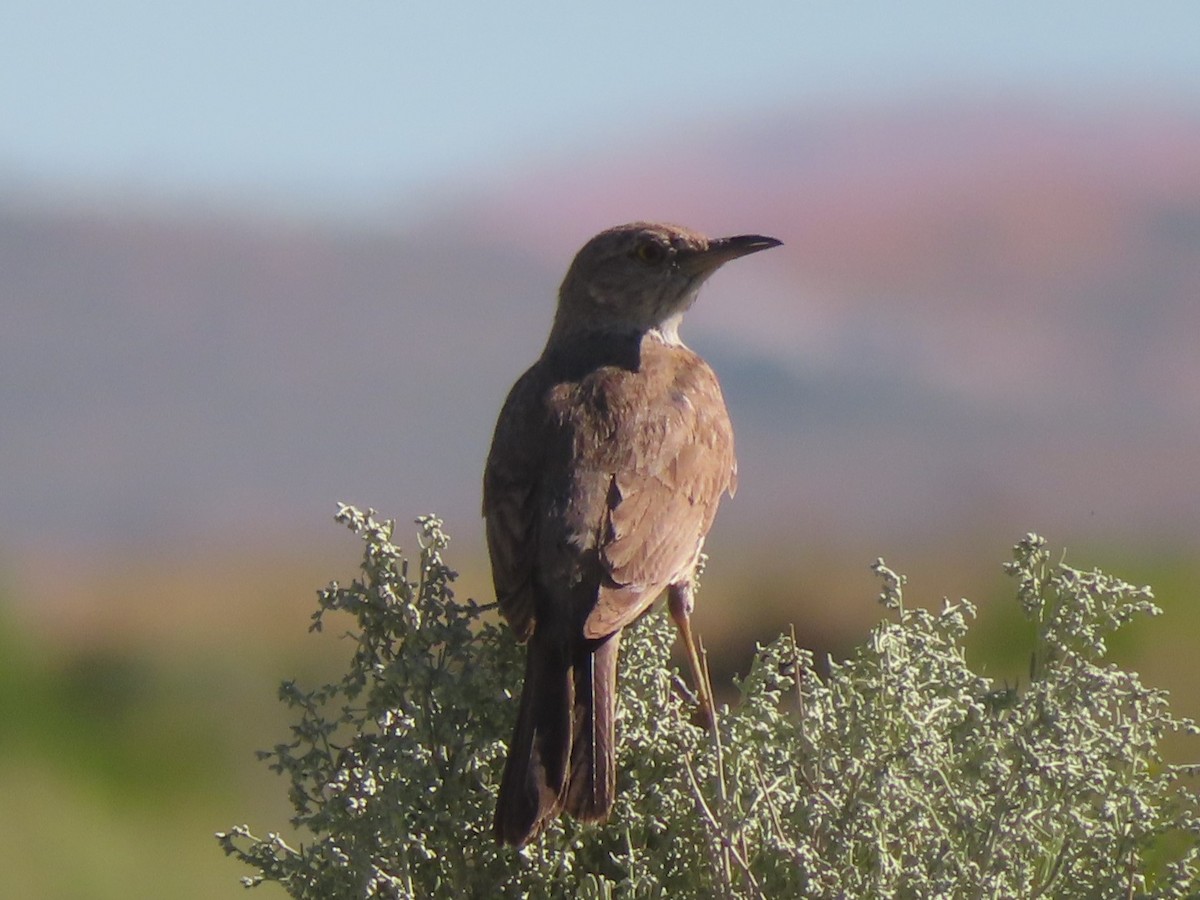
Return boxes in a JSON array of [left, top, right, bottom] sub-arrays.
[[484, 221, 781, 847]]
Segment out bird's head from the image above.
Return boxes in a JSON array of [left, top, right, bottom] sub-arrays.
[[552, 222, 781, 344]]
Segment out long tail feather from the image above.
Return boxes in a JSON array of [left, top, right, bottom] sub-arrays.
[[494, 630, 572, 845], [564, 632, 619, 822]]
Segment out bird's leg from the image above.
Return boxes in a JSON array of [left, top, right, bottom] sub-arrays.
[[668, 581, 715, 730]]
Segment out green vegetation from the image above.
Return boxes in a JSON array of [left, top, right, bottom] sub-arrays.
[[0, 609, 264, 899], [220, 507, 1200, 898]]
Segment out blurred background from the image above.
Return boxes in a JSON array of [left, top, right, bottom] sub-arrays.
[[3, 2, 1199, 895]]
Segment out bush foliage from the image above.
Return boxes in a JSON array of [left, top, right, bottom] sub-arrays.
[[218, 506, 1200, 898]]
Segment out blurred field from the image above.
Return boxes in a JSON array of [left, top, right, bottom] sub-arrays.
[[0, 542, 356, 899], [2, 528, 1196, 898]]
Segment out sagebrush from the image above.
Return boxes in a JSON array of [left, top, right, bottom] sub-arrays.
[[218, 506, 1200, 898]]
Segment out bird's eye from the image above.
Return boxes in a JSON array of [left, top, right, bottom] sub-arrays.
[[634, 241, 666, 264]]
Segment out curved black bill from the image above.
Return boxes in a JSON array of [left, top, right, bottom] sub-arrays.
[[681, 234, 782, 274]]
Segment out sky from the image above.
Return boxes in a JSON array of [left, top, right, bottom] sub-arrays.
[[3, 2, 1200, 219]]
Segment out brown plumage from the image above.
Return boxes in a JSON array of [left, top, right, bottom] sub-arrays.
[[484, 221, 781, 847]]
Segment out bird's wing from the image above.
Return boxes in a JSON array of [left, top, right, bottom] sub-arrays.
[[483, 365, 547, 642], [583, 350, 736, 639]]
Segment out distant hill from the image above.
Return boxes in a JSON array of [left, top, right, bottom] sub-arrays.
[[5, 96, 1200, 560]]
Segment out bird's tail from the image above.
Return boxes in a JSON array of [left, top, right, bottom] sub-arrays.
[[494, 630, 619, 846], [565, 631, 619, 822]]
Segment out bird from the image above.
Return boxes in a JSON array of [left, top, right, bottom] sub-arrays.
[[484, 221, 781, 847]]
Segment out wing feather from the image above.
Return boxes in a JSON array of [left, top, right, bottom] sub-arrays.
[[483, 365, 549, 641], [583, 345, 735, 638]]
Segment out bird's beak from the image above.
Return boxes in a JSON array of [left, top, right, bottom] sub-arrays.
[[678, 234, 783, 275]]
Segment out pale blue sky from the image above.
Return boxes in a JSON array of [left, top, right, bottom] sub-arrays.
[[3, 2, 1198, 217]]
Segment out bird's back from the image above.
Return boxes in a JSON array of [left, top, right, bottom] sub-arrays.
[[484, 331, 736, 642]]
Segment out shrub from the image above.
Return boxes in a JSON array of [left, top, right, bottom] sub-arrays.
[[218, 507, 1199, 898]]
